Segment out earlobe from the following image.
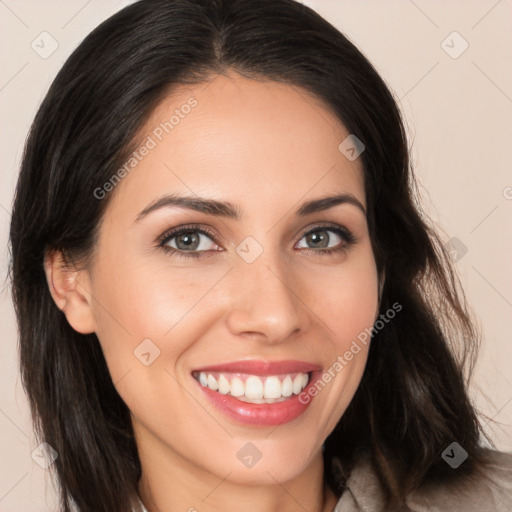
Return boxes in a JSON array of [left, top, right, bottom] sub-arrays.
[[43, 250, 96, 334]]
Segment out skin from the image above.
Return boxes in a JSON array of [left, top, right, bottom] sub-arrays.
[[45, 71, 382, 512]]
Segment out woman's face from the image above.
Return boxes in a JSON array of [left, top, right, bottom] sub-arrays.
[[80, 72, 379, 486]]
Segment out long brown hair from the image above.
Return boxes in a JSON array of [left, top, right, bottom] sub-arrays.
[[9, 0, 490, 510]]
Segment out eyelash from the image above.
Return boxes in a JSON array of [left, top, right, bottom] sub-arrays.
[[156, 223, 357, 259]]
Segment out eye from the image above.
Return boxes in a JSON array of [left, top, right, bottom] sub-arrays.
[[157, 223, 356, 259], [158, 225, 220, 258], [295, 225, 356, 254]]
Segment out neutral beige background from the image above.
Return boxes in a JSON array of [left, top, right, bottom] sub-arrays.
[[1, 0, 511, 510]]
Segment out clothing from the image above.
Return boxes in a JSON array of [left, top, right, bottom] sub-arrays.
[[334, 449, 512, 511], [135, 449, 512, 511]]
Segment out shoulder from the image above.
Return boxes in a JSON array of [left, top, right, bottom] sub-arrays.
[[338, 449, 512, 512], [406, 449, 512, 512]]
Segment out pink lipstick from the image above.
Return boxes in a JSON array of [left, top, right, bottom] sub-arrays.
[[192, 359, 322, 426]]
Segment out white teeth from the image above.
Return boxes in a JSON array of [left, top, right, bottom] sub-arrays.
[[218, 374, 230, 395], [207, 374, 218, 391], [235, 396, 288, 404], [282, 375, 293, 397], [292, 375, 303, 395], [245, 376, 264, 399], [230, 377, 245, 397], [196, 371, 311, 402], [264, 376, 282, 399]]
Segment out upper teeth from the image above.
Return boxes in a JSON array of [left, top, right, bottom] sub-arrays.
[[195, 372, 310, 403]]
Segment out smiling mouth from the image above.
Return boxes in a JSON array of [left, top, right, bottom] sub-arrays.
[[190, 360, 322, 426], [192, 371, 310, 404]]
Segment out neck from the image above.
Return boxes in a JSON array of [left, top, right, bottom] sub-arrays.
[[136, 432, 338, 512]]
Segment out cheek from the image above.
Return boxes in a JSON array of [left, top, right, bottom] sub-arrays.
[[305, 243, 379, 345], [300, 244, 378, 428], [89, 253, 231, 378]]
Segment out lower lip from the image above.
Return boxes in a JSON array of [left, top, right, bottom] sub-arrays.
[[194, 371, 321, 426]]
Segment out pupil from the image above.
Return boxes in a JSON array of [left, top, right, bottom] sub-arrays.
[[177, 232, 199, 250]]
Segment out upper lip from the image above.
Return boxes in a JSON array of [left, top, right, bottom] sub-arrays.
[[192, 359, 322, 375]]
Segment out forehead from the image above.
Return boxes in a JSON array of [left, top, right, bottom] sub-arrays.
[[108, 72, 365, 220]]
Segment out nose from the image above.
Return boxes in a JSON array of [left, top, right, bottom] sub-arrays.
[[224, 250, 311, 344]]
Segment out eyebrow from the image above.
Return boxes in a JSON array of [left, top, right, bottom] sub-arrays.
[[135, 192, 366, 222]]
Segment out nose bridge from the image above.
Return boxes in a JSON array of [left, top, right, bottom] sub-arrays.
[[225, 242, 308, 342]]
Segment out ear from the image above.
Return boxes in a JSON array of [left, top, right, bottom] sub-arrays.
[[43, 250, 96, 334]]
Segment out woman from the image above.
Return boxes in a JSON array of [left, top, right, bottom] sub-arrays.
[[9, 0, 512, 511]]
